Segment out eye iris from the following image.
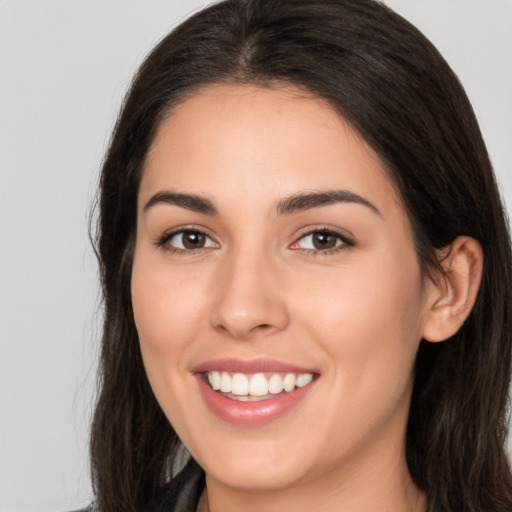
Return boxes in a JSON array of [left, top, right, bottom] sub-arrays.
[[312, 232, 337, 250], [183, 231, 205, 249]]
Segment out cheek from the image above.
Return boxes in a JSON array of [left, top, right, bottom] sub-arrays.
[[292, 249, 425, 403], [130, 250, 207, 381], [130, 252, 211, 437]]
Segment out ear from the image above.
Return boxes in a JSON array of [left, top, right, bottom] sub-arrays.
[[422, 236, 483, 343]]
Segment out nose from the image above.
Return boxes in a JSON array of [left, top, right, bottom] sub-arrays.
[[210, 247, 289, 340]]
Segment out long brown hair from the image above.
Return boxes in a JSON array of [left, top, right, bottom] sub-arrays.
[[91, 1, 512, 510]]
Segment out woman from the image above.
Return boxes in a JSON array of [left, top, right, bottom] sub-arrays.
[[89, 0, 512, 511]]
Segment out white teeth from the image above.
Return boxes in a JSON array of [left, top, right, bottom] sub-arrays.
[[209, 371, 221, 391], [206, 371, 315, 396], [231, 373, 249, 395], [296, 373, 313, 388], [283, 373, 296, 392], [249, 373, 269, 396], [268, 374, 284, 394], [220, 372, 232, 393]]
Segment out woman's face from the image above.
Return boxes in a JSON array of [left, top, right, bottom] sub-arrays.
[[132, 85, 434, 491]]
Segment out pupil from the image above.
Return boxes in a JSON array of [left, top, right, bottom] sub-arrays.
[[313, 232, 336, 250], [183, 231, 205, 249]]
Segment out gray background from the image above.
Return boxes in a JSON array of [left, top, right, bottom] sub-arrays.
[[0, 1, 510, 511]]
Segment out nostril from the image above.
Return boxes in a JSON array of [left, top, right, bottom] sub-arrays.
[[214, 322, 276, 340], [252, 323, 273, 333]]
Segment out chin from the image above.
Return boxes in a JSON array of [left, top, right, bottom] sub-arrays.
[[187, 431, 325, 492], [202, 456, 308, 491]]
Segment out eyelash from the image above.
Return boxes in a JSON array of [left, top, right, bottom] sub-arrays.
[[155, 226, 355, 256], [291, 227, 355, 256], [155, 226, 218, 256]]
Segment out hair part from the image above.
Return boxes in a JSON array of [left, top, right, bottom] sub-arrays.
[[91, 1, 512, 511]]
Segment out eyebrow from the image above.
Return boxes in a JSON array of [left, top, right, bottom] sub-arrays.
[[143, 191, 217, 214], [143, 189, 381, 216], [276, 190, 381, 216]]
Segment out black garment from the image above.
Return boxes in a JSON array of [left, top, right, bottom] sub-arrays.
[[152, 459, 205, 512], [70, 460, 205, 512]]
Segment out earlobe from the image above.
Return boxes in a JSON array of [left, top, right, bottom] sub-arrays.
[[422, 236, 483, 343]]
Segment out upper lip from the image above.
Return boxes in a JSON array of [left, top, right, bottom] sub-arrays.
[[192, 358, 318, 375]]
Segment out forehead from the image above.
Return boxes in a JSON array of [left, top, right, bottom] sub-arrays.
[[140, 84, 402, 218]]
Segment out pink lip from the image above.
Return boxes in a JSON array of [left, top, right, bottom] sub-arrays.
[[192, 358, 319, 426], [192, 357, 317, 374]]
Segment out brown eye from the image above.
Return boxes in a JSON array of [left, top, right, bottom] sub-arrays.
[[311, 232, 338, 250], [294, 229, 353, 253], [182, 231, 206, 249], [165, 230, 218, 251]]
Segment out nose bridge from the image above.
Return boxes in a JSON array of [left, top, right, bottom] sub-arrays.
[[210, 241, 288, 340]]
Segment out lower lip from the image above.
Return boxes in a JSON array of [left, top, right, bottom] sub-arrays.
[[195, 374, 316, 426]]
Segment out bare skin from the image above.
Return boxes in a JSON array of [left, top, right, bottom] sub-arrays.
[[131, 84, 481, 512]]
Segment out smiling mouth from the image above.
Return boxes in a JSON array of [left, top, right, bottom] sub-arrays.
[[204, 371, 316, 401]]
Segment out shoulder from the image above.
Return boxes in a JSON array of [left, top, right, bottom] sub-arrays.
[[151, 459, 205, 512], [64, 460, 204, 512]]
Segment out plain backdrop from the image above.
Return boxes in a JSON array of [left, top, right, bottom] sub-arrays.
[[0, 1, 511, 511]]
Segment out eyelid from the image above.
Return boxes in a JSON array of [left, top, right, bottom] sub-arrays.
[[155, 225, 220, 253], [289, 226, 355, 253], [154, 224, 354, 256]]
